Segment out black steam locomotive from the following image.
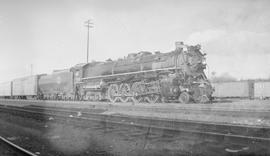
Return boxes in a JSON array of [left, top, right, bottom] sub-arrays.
[[0, 42, 213, 104]]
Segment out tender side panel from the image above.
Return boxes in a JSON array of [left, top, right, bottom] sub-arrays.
[[39, 72, 74, 96], [12, 76, 38, 96], [0, 81, 12, 97], [254, 81, 270, 98], [212, 82, 250, 98]]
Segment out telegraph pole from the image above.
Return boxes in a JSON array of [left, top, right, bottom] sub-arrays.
[[84, 19, 94, 63]]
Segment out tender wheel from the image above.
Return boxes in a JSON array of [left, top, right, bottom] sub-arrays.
[[179, 92, 190, 104], [145, 94, 160, 104], [119, 83, 131, 103], [107, 84, 119, 103]]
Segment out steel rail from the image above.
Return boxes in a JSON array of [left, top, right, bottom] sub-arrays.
[[0, 136, 38, 156]]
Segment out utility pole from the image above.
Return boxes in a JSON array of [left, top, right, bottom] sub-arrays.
[[84, 19, 94, 63]]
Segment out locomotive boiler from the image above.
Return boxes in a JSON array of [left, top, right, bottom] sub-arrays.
[[73, 42, 214, 103]]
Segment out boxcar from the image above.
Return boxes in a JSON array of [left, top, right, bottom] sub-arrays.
[[12, 75, 39, 99], [38, 71, 74, 100], [254, 81, 270, 99], [0, 81, 12, 98], [212, 81, 254, 98]]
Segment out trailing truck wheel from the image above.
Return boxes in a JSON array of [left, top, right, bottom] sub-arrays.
[[179, 92, 190, 104], [107, 84, 119, 103], [198, 95, 209, 103]]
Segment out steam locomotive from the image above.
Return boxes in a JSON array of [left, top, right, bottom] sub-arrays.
[[0, 42, 213, 104]]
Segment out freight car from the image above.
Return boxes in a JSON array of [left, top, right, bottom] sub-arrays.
[[254, 81, 270, 99], [12, 75, 40, 99], [72, 42, 214, 103], [0, 81, 12, 98], [212, 81, 254, 99]]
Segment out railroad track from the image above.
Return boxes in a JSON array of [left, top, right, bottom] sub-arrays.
[[0, 136, 37, 156], [1, 99, 270, 118], [1, 104, 270, 150]]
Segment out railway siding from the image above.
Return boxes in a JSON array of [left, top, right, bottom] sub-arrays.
[[1, 99, 270, 127], [2, 107, 268, 156], [1, 104, 270, 151]]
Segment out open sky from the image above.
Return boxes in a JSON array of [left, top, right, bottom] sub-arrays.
[[0, 0, 270, 82]]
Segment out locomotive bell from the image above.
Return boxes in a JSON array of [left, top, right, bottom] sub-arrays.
[[175, 41, 187, 52], [175, 41, 184, 49]]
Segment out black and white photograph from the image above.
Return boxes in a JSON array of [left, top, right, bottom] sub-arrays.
[[0, 0, 270, 155]]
